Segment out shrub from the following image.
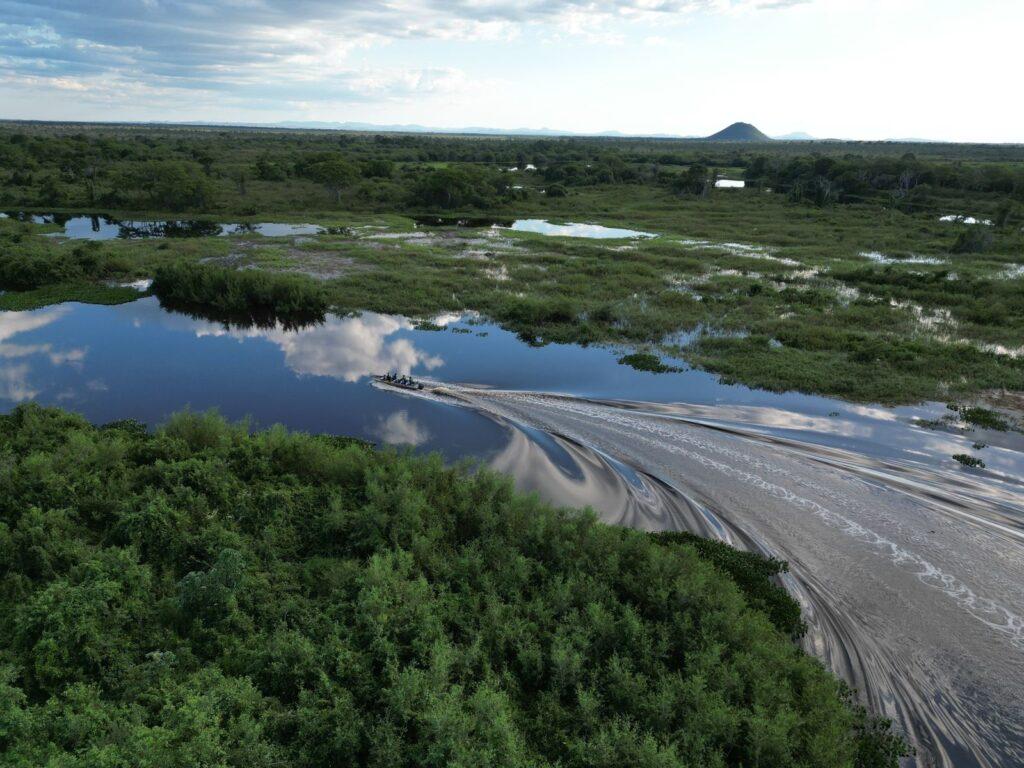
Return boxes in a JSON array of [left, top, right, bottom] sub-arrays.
[[151, 263, 327, 327], [0, 404, 907, 767], [951, 227, 993, 254]]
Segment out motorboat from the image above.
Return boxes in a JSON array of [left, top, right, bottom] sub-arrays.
[[374, 373, 424, 391]]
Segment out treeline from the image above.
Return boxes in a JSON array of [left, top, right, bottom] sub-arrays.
[[0, 405, 906, 767], [744, 154, 1024, 207], [1, 122, 1022, 214]]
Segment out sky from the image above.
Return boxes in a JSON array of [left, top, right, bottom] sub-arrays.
[[0, 0, 1020, 142]]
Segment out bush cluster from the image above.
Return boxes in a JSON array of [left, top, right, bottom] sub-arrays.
[[151, 263, 328, 327], [0, 405, 906, 767]]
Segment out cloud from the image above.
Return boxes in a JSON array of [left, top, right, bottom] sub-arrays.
[[0, 307, 89, 402], [0, 306, 69, 344], [0, 0, 805, 106], [372, 410, 431, 447], [186, 310, 445, 382], [0, 363, 38, 402]]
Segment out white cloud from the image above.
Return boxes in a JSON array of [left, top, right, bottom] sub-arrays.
[[0, 308, 88, 402], [0, 0, 803, 107], [189, 311, 444, 382], [372, 410, 431, 446], [0, 363, 38, 402]]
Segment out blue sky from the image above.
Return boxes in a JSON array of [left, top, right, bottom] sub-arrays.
[[0, 0, 1020, 142]]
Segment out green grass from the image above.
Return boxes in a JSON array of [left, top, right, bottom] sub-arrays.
[[0, 283, 142, 311], [0, 404, 907, 767], [150, 262, 327, 320]]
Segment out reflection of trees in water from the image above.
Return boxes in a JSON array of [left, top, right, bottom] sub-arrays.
[[117, 220, 224, 239], [157, 297, 325, 332], [3, 212, 230, 239]]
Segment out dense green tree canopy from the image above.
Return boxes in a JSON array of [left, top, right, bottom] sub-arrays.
[[0, 405, 904, 767]]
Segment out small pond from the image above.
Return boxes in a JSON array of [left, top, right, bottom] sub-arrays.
[[6, 212, 659, 242], [2, 212, 325, 240], [506, 219, 657, 239]]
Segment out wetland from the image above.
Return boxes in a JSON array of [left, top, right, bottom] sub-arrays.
[[3, 121, 1024, 767]]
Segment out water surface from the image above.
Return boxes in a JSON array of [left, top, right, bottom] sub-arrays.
[[507, 219, 657, 239], [2, 297, 1019, 481], [2, 212, 324, 240], [3, 296, 1022, 767]]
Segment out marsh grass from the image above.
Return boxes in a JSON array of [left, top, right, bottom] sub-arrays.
[[150, 262, 328, 324], [0, 283, 142, 311]]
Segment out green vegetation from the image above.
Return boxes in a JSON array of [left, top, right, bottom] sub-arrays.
[[0, 231, 134, 290], [151, 263, 327, 328], [652, 531, 804, 639], [0, 283, 141, 311], [1, 122, 1023, 404], [952, 453, 986, 468], [0, 405, 906, 767], [947, 404, 1013, 431], [3, 121, 1021, 216]]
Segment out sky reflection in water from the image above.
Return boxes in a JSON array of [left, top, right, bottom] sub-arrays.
[[1, 297, 1021, 484]]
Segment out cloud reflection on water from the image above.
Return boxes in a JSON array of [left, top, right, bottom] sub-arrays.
[[0, 308, 87, 402], [373, 410, 431, 446], [183, 310, 445, 382]]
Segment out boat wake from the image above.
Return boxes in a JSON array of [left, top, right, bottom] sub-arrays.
[[420, 383, 1024, 768]]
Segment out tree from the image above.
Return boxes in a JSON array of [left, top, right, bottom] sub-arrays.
[[255, 155, 287, 181], [410, 167, 478, 209], [671, 164, 710, 196], [306, 158, 357, 203], [361, 159, 394, 179], [129, 161, 215, 211]]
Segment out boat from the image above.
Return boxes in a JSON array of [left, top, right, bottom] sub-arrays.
[[374, 374, 424, 391]]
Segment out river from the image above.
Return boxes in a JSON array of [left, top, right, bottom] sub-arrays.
[[1, 296, 1021, 766]]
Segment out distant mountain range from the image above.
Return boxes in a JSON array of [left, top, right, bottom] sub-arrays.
[[96, 118, 958, 144], [275, 119, 808, 143], [188, 120, 692, 139]]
